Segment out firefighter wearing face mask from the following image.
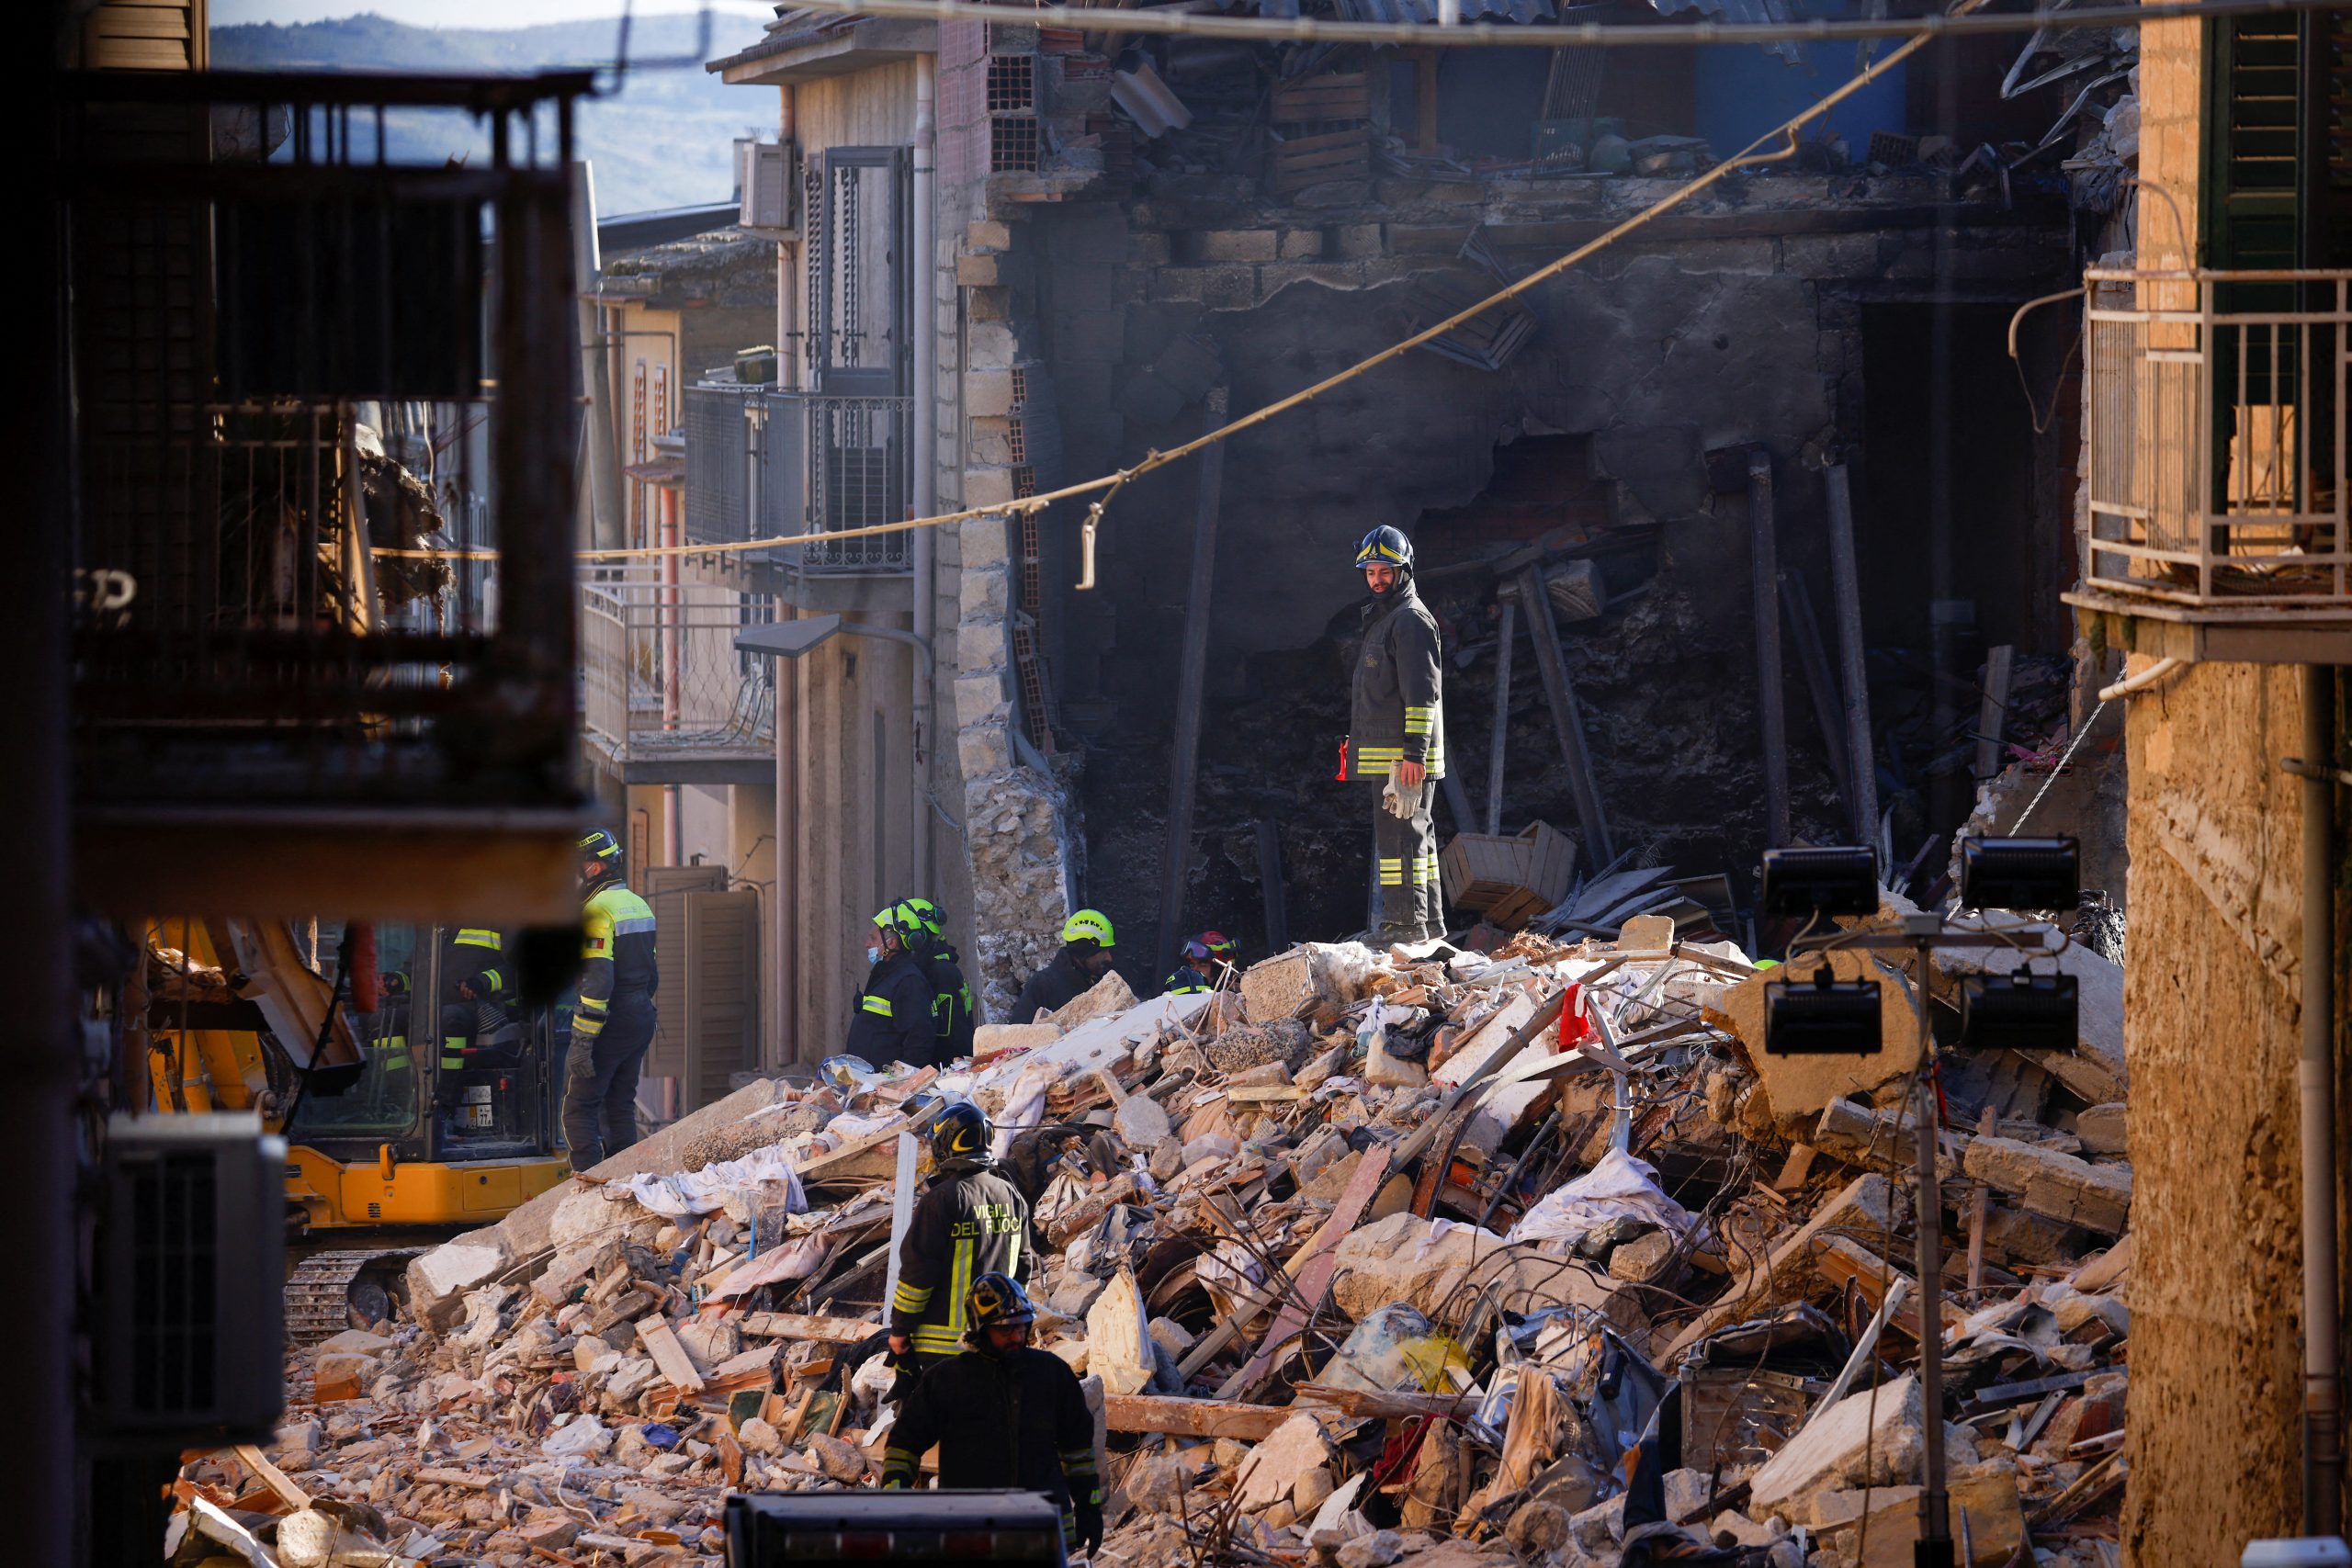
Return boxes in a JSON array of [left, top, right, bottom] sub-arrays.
[[845, 903, 942, 1069]]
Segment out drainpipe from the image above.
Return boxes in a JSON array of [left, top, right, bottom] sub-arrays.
[[2300, 662, 2343, 1536], [910, 53, 938, 898], [663, 487, 683, 865]]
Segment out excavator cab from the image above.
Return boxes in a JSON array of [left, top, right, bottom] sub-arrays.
[[280, 920, 571, 1233]]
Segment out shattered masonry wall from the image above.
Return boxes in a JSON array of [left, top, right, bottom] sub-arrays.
[[1012, 175, 2074, 965], [949, 201, 1080, 1013]]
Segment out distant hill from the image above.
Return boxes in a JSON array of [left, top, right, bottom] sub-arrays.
[[212, 11, 774, 218]]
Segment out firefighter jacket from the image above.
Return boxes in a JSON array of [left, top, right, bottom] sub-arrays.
[[880, 1344, 1102, 1528], [888, 1161, 1031, 1359], [440, 927, 507, 1005], [846, 950, 938, 1067], [1011, 946, 1093, 1024], [574, 880, 658, 1047], [914, 939, 980, 1063], [1343, 581, 1445, 781]]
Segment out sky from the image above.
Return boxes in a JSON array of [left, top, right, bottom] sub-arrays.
[[213, 0, 768, 27]]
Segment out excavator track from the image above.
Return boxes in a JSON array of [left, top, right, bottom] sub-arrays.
[[285, 1247, 426, 1345]]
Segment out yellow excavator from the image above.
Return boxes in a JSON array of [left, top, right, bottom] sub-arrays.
[[141, 917, 571, 1339]]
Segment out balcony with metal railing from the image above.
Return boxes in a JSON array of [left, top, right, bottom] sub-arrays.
[[682, 383, 914, 613], [2064, 268, 2352, 664], [581, 569, 778, 785]]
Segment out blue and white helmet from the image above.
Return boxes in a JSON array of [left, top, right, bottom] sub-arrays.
[[1354, 525, 1414, 574]]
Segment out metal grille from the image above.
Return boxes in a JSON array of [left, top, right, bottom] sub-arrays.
[[684, 383, 759, 545], [2081, 268, 2350, 606], [129, 1150, 218, 1416], [582, 570, 776, 772], [804, 395, 912, 569], [62, 69, 584, 813]]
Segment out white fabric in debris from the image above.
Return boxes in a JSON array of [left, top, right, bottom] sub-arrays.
[[1504, 1146, 1694, 1247], [616, 1145, 808, 1218]]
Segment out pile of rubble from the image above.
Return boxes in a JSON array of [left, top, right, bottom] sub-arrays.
[[170, 904, 2132, 1568]]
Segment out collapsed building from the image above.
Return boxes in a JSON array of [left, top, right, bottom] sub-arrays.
[[669, 0, 2109, 1070], [169, 911, 2135, 1567]]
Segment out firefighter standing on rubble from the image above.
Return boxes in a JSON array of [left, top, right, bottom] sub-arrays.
[[1011, 908, 1117, 1022], [882, 1271, 1103, 1555], [1342, 525, 1447, 943], [893, 895, 982, 1063], [563, 829, 660, 1168], [888, 1102, 1032, 1374], [847, 903, 942, 1068]]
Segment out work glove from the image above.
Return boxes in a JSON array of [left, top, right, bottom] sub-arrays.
[[1381, 769, 1415, 819], [1074, 1500, 1104, 1555]]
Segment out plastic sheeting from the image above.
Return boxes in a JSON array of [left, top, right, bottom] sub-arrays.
[[617, 1144, 808, 1219], [1503, 1146, 1696, 1247]]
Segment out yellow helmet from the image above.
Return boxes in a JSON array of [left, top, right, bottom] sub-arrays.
[[1062, 909, 1114, 949]]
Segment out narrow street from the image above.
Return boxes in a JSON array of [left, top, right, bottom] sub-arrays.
[[15, 1, 2351, 1566]]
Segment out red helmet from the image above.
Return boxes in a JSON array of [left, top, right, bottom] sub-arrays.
[[1199, 931, 1238, 964]]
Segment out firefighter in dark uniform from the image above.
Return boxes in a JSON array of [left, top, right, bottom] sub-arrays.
[[888, 1102, 1031, 1372], [882, 1272, 1104, 1556], [846, 903, 940, 1068], [1341, 525, 1447, 942], [563, 829, 660, 1168], [1011, 909, 1116, 1023], [435, 925, 511, 1126], [894, 895, 982, 1063]]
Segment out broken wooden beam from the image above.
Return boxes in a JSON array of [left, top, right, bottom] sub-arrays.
[[635, 1317, 706, 1393], [1486, 595, 1516, 835], [1823, 463, 1880, 847], [1156, 388, 1229, 981], [1747, 448, 1791, 848], [1510, 566, 1612, 862]]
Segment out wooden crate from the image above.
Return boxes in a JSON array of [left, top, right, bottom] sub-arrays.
[[1440, 821, 1577, 928], [1267, 123, 1370, 195], [1272, 73, 1370, 124]]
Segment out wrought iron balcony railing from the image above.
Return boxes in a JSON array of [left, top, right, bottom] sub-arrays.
[[581, 569, 778, 784], [683, 384, 912, 574]]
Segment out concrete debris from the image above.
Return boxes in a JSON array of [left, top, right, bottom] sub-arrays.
[[173, 914, 2135, 1567]]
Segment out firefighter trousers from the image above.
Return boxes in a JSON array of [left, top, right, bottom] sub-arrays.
[[1370, 775, 1442, 934]]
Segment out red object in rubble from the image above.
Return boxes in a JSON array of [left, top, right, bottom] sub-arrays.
[[347, 922, 379, 1012], [1555, 982, 1594, 1048]]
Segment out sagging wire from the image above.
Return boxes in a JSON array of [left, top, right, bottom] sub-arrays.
[[378, 15, 1952, 585]]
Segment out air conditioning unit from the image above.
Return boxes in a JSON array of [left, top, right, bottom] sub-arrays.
[[88, 1112, 287, 1449], [739, 141, 799, 236]]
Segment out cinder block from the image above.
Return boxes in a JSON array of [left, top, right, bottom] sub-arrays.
[[967, 286, 1015, 321], [1278, 229, 1326, 260], [956, 251, 1027, 288], [1130, 231, 1173, 267], [1148, 266, 1253, 310], [968, 318, 1021, 366], [1384, 224, 1464, 256], [966, 218, 1014, 252], [1333, 224, 1385, 258], [1193, 229, 1280, 263]]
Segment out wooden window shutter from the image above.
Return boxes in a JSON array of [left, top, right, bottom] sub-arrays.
[[642, 865, 727, 1078], [683, 889, 761, 1113]]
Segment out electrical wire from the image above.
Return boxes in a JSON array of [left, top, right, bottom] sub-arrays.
[[376, 12, 1953, 573], [755, 0, 2337, 51]]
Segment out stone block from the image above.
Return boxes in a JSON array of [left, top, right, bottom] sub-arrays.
[[1747, 1373, 1923, 1510], [1235, 1413, 1335, 1512], [958, 563, 1010, 619], [1193, 228, 1280, 263], [955, 617, 1009, 671], [966, 218, 1013, 252], [967, 368, 1018, 418], [1705, 946, 1925, 1134], [958, 723, 1014, 778], [956, 250, 1027, 288], [1333, 223, 1385, 257], [1130, 230, 1173, 266], [968, 318, 1020, 366], [967, 286, 1015, 321], [2075, 1101, 2127, 1156], [1962, 1135, 2132, 1235], [1279, 229, 1326, 259], [963, 464, 1020, 510], [1148, 265, 1254, 310], [959, 513, 1012, 570], [955, 671, 1009, 729]]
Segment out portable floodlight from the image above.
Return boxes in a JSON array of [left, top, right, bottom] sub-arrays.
[[1957, 968, 2079, 1053], [1765, 968, 1883, 1055], [1758, 846, 1880, 919], [1958, 836, 2079, 912]]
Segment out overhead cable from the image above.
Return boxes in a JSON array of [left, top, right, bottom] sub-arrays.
[[384, 6, 1951, 570]]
